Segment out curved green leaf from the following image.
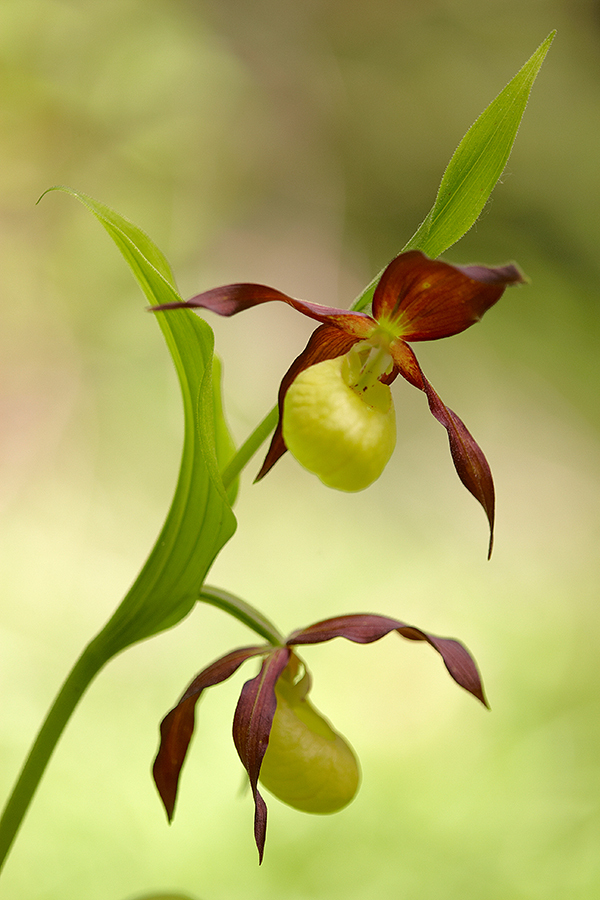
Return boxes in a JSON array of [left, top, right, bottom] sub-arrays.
[[44, 187, 237, 655]]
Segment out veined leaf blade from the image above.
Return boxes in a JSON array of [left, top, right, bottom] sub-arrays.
[[46, 189, 237, 655]]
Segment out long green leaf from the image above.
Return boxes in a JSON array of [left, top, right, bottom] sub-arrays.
[[44, 188, 237, 655], [405, 31, 555, 257], [0, 191, 239, 869], [353, 32, 555, 311]]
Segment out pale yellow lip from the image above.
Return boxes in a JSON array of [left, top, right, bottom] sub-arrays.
[[282, 356, 396, 493], [259, 684, 360, 815]]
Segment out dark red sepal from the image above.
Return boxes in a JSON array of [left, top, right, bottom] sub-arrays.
[[372, 250, 525, 341], [256, 323, 361, 480], [153, 645, 265, 821], [150, 283, 374, 337], [232, 646, 291, 863], [391, 339, 495, 558], [287, 614, 487, 706]]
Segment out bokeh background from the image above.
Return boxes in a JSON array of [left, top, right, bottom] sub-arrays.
[[1, 1, 599, 898]]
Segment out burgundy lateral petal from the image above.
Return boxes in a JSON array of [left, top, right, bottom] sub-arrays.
[[391, 339, 495, 558], [232, 646, 291, 863], [287, 614, 413, 645], [150, 283, 375, 338], [152, 645, 265, 821], [372, 250, 524, 341], [287, 614, 487, 706], [255, 323, 362, 480]]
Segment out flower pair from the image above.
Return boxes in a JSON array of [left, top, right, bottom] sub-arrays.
[[153, 250, 524, 556], [153, 611, 486, 862]]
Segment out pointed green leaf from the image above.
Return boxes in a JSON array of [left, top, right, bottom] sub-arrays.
[[353, 32, 554, 311], [404, 32, 555, 258], [44, 188, 237, 655]]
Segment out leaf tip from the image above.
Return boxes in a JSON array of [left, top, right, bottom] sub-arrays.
[[36, 184, 70, 206]]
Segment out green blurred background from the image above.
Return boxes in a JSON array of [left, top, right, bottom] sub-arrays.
[[1, 1, 599, 898]]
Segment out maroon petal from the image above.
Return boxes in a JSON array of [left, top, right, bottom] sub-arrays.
[[372, 250, 524, 341], [152, 646, 265, 821], [391, 339, 495, 557], [256, 323, 361, 480], [232, 647, 291, 863], [287, 614, 487, 706], [151, 283, 375, 338]]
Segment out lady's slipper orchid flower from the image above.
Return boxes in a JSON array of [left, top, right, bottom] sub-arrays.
[[153, 612, 486, 863], [152, 250, 524, 556]]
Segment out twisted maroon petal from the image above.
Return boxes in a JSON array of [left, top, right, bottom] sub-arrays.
[[232, 646, 291, 863], [287, 614, 487, 706], [152, 645, 265, 821], [372, 250, 525, 341], [256, 323, 362, 480], [391, 339, 495, 557], [151, 282, 375, 338]]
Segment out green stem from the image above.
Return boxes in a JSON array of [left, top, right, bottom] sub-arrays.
[[0, 636, 108, 875], [221, 404, 278, 490], [199, 585, 285, 646]]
